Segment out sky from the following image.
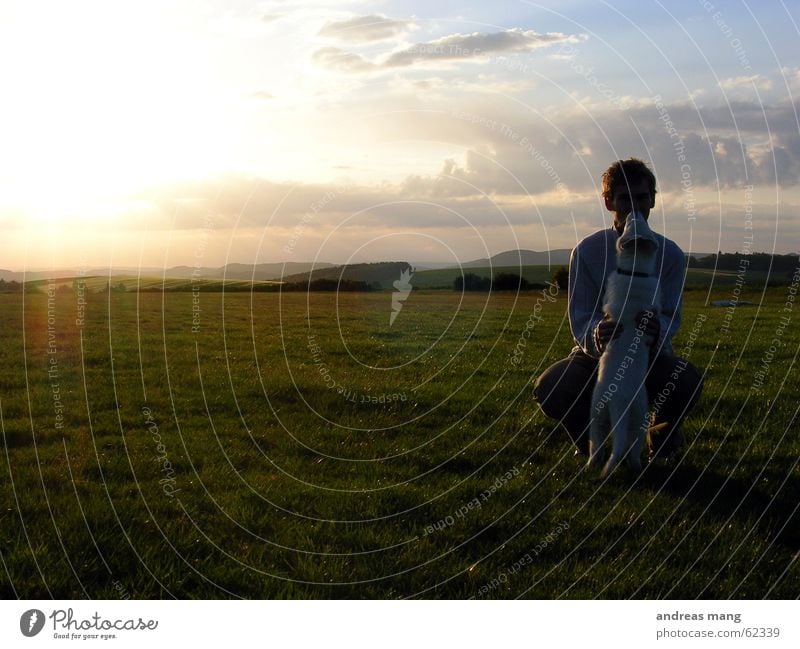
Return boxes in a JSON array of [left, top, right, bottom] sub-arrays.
[[1, 0, 799, 271]]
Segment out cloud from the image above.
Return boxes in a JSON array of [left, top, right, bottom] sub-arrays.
[[318, 14, 415, 43], [118, 173, 578, 236], [383, 29, 587, 68], [29, 168, 797, 267], [719, 75, 773, 90], [312, 28, 587, 73], [398, 73, 535, 95], [248, 90, 275, 100], [312, 46, 375, 72], [365, 94, 800, 197], [25, 87, 798, 261], [780, 66, 800, 91]]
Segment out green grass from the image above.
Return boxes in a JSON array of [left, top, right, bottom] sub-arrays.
[[0, 284, 798, 598]]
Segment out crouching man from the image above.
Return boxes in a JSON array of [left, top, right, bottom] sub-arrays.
[[533, 158, 703, 461]]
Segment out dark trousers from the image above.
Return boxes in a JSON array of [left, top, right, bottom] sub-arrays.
[[533, 349, 703, 451]]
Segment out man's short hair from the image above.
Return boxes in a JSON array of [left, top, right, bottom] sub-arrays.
[[601, 158, 657, 199]]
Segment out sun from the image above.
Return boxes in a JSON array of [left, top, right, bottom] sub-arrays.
[[0, 1, 238, 226]]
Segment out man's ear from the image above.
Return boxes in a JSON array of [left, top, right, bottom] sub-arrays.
[[650, 194, 656, 208], [604, 194, 614, 211]]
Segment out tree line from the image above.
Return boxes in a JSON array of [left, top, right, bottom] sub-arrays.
[[454, 268, 568, 292], [688, 252, 798, 272]]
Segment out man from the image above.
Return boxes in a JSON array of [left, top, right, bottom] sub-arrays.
[[533, 158, 703, 461]]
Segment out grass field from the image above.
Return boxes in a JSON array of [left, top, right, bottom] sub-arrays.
[[1, 280, 798, 598]]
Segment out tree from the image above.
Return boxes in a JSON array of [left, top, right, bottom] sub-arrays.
[[453, 273, 491, 291], [492, 273, 530, 291], [552, 266, 569, 290]]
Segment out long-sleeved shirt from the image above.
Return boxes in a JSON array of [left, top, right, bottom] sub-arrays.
[[568, 227, 685, 358]]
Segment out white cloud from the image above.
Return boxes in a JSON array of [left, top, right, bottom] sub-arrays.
[[312, 28, 588, 73], [780, 66, 800, 91], [396, 73, 534, 95], [312, 46, 376, 72], [383, 29, 587, 68], [719, 74, 773, 90], [318, 14, 415, 43], [248, 90, 275, 100], [376, 94, 800, 193]]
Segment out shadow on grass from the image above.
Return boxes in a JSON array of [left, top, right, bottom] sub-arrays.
[[640, 461, 800, 552]]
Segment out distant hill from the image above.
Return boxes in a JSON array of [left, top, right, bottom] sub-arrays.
[[459, 248, 720, 269], [2, 249, 780, 286], [0, 262, 336, 283], [1, 267, 169, 281], [281, 262, 413, 289], [459, 249, 572, 268], [163, 261, 336, 280], [405, 261, 457, 270]]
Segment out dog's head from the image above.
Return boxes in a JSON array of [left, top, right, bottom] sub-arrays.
[[616, 211, 659, 275], [617, 211, 659, 255]]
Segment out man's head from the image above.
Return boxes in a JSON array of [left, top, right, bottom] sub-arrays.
[[602, 158, 657, 234]]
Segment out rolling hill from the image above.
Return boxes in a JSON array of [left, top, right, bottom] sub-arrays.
[[280, 262, 413, 288], [459, 249, 572, 268]]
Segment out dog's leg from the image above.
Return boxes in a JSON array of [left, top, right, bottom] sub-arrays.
[[602, 404, 630, 478], [626, 393, 649, 474], [587, 384, 607, 470]]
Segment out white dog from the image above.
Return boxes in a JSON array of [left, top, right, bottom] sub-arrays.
[[588, 211, 660, 477]]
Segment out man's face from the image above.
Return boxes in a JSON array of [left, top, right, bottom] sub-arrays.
[[605, 178, 655, 233]]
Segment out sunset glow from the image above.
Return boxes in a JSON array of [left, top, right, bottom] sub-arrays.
[[2, 0, 799, 270]]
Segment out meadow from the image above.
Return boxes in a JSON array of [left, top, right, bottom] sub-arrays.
[[0, 277, 798, 599]]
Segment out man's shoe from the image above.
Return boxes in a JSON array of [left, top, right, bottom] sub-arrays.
[[647, 423, 684, 462], [573, 436, 590, 457]]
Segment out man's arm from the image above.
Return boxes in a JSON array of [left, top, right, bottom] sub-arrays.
[[568, 246, 604, 358]]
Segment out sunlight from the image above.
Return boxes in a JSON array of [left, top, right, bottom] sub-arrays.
[[0, 1, 239, 224]]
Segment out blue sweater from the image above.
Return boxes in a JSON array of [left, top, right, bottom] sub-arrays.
[[568, 227, 685, 358]]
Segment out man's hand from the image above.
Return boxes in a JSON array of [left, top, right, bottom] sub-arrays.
[[594, 317, 623, 354], [594, 310, 660, 354]]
